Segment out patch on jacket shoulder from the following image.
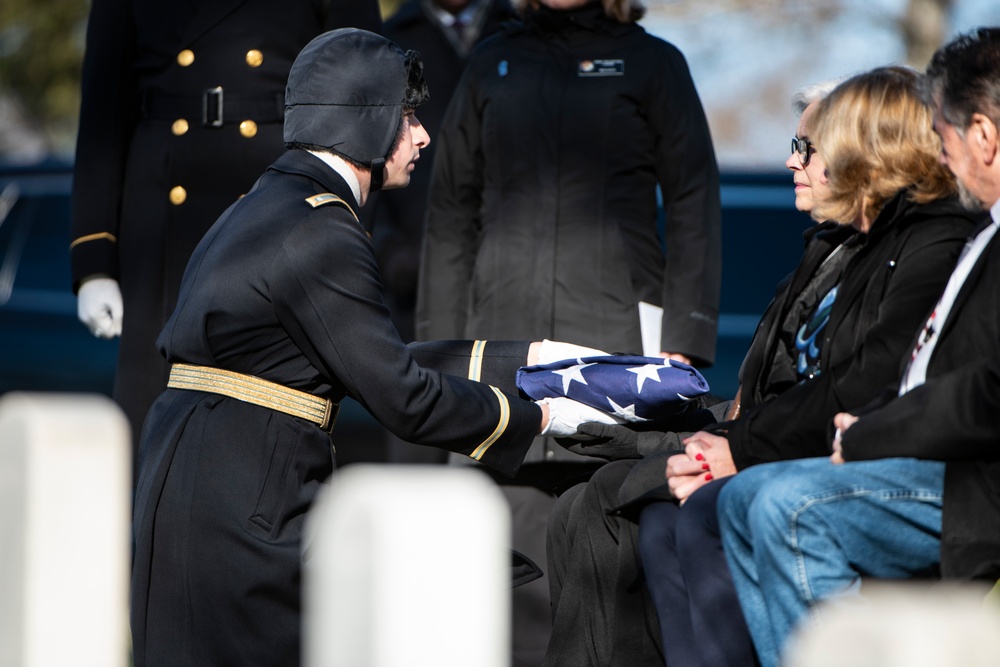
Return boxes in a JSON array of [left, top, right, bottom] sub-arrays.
[[578, 59, 625, 77], [305, 193, 358, 221]]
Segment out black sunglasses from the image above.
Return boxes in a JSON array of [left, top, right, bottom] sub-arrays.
[[791, 136, 815, 167]]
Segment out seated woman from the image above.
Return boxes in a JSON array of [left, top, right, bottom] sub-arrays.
[[634, 65, 979, 667]]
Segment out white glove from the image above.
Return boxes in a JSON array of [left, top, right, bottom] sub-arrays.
[[77, 276, 123, 339], [536, 339, 609, 365], [538, 396, 625, 438]]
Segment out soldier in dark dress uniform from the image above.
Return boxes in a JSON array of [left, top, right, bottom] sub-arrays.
[[130, 29, 593, 666], [70, 0, 382, 474]]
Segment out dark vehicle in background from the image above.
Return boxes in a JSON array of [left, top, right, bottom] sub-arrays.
[[0, 159, 117, 396], [0, 161, 811, 446]]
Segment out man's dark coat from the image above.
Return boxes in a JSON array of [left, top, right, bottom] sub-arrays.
[[841, 214, 1000, 582]]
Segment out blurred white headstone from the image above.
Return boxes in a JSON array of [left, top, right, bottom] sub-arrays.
[[304, 465, 511, 667], [0, 392, 130, 667], [784, 581, 1000, 667]]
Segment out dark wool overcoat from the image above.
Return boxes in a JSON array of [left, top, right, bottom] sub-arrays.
[[130, 150, 541, 666]]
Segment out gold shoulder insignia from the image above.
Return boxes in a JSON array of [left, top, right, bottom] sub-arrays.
[[305, 193, 339, 207], [305, 193, 359, 222]]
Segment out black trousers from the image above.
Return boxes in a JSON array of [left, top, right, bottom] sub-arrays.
[[638, 478, 759, 667], [544, 460, 663, 667]]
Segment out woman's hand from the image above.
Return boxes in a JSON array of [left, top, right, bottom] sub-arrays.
[[665, 451, 710, 504], [665, 431, 738, 504], [685, 431, 738, 478]]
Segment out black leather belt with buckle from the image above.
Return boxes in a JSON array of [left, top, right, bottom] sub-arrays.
[[140, 88, 285, 127]]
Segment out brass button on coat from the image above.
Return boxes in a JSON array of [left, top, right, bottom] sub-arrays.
[[169, 186, 187, 205], [245, 49, 264, 67], [239, 120, 258, 138], [177, 49, 195, 67], [171, 119, 189, 136]]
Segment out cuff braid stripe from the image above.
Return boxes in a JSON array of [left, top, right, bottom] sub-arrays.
[[467, 339, 487, 382], [470, 386, 509, 460], [70, 231, 117, 249]]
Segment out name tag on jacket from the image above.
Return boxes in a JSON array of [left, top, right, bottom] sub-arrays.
[[578, 59, 625, 77]]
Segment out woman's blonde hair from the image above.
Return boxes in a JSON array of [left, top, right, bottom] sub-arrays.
[[515, 0, 645, 23], [810, 66, 957, 225]]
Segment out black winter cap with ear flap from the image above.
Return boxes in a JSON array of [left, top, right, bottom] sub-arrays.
[[283, 28, 429, 191]]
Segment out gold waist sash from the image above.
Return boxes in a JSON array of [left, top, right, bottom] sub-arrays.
[[167, 363, 338, 432]]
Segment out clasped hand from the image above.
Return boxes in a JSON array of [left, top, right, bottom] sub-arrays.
[[830, 412, 859, 464], [666, 430, 737, 504]]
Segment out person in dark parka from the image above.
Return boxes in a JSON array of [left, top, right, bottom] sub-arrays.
[[415, 3, 720, 660], [417, 0, 721, 366], [70, 0, 383, 474], [129, 29, 601, 667]]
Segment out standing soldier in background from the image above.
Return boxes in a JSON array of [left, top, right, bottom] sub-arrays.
[[70, 0, 382, 473]]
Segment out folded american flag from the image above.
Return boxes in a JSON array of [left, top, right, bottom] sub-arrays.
[[516, 355, 709, 423]]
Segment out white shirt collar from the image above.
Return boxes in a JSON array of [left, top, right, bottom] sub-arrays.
[[306, 150, 362, 207], [990, 197, 1000, 226]]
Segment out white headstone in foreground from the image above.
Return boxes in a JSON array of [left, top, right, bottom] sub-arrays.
[[0, 392, 130, 667], [785, 581, 1000, 667], [305, 465, 511, 667]]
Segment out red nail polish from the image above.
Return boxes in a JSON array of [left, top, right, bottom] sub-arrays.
[[695, 453, 705, 461], [705, 473, 714, 481], [702, 463, 710, 470]]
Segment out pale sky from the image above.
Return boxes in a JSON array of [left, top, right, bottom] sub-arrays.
[[640, 0, 1000, 168]]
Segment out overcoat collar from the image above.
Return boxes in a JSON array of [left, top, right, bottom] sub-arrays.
[[267, 149, 363, 211], [180, 0, 250, 48]]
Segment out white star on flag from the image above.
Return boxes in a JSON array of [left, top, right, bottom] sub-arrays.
[[553, 360, 595, 394], [606, 397, 649, 423], [627, 363, 666, 392]]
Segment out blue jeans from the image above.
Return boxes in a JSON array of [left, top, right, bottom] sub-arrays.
[[717, 457, 944, 667]]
